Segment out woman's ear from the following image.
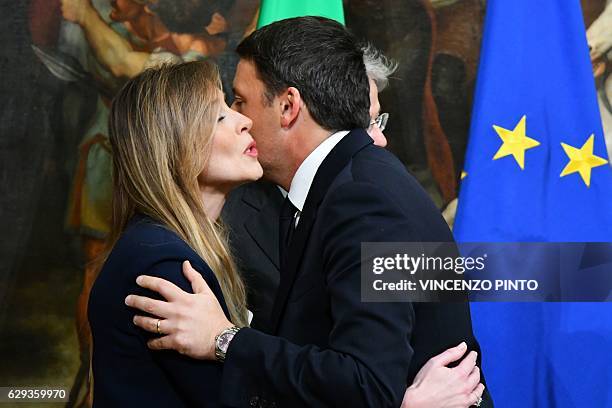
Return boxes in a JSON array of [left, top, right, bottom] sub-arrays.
[[280, 87, 301, 128]]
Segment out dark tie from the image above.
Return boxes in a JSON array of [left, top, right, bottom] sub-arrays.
[[279, 197, 298, 267]]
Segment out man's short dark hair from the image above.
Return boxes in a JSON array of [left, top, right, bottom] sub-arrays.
[[236, 16, 370, 131]]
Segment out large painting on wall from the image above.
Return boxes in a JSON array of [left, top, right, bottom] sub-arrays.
[[0, 0, 609, 406]]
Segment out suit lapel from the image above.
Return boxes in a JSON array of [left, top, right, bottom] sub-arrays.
[[270, 129, 373, 333], [242, 182, 283, 270]]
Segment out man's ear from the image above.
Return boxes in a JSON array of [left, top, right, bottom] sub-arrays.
[[280, 87, 302, 128]]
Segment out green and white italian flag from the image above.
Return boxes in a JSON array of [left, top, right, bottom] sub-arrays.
[[257, 0, 345, 28]]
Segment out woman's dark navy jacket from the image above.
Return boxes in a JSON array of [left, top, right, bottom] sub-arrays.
[[89, 214, 229, 407]]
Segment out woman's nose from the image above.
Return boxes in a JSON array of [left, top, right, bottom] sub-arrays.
[[240, 113, 252, 133]]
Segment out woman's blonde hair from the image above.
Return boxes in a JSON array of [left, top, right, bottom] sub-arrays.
[[106, 60, 248, 327]]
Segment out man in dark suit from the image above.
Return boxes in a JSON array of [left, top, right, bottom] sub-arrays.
[[128, 17, 490, 407], [220, 179, 283, 332], [220, 43, 394, 333]]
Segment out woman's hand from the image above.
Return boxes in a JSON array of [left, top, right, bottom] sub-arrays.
[[125, 261, 233, 360], [401, 343, 485, 408]]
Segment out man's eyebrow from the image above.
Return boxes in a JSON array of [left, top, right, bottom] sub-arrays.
[[232, 88, 241, 98]]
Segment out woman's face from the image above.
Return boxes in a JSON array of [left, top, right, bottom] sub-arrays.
[[199, 97, 263, 191]]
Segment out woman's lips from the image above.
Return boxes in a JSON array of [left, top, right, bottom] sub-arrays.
[[244, 141, 258, 157]]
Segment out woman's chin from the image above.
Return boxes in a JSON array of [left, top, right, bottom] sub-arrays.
[[232, 166, 264, 188], [253, 165, 264, 180], [244, 162, 264, 182]]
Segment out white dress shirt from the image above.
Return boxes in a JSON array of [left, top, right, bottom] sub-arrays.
[[287, 130, 350, 217]]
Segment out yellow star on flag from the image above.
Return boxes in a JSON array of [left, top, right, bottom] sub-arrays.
[[560, 134, 608, 187], [492, 115, 540, 169]]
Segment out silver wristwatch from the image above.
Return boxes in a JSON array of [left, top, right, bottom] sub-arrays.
[[214, 326, 240, 362]]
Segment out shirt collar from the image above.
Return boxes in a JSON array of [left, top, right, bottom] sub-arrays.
[[287, 130, 350, 211]]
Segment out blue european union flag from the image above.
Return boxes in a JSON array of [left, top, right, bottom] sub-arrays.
[[454, 0, 612, 406]]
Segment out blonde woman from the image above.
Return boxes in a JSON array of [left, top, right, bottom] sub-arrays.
[[88, 60, 260, 406]]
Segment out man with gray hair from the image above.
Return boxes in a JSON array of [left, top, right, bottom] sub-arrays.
[[362, 43, 398, 147]]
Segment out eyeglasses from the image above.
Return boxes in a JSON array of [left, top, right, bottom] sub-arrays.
[[369, 112, 389, 132]]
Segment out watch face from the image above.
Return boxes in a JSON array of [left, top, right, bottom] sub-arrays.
[[218, 332, 233, 353]]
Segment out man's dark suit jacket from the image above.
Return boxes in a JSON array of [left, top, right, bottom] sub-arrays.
[[220, 129, 492, 407], [222, 180, 284, 332], [89, 215, 229, 407]]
